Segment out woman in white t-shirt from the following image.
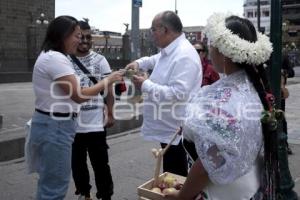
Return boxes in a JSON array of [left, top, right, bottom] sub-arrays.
[[29, 15, 123, 200]]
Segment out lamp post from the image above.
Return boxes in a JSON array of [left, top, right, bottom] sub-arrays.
[[269, 0, 298, 199], [35, 13, 48, 56], [175, 0, 178, 15], [257, 0, 261, 31], [26, 12, 48, 70], [36, 13, 49, 25]]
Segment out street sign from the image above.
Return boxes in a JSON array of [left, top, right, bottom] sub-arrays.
[[133, 0, 142, 7]]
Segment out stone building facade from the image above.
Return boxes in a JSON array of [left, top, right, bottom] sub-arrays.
[[244, 0, 300, 50], [243, 0, 271, 34], [0, 0, 55, 82]]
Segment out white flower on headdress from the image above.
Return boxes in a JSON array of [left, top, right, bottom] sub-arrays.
[[204, 13, 273, 65]]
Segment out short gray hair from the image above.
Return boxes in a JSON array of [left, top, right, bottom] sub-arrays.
[[159, 11, 182, 33]]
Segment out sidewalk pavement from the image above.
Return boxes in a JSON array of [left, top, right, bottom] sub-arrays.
[[0, 82, 142, 161], [285, 76, 300, 194], [0, 77, 300, 199]]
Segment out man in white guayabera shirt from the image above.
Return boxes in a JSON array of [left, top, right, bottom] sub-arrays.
[[125, 10, 202, 176]]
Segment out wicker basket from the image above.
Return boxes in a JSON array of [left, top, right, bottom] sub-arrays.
[[137, 128, 184, 200], [137, 172, 186, 200]]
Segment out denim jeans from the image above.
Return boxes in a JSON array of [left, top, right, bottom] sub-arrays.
[[30, 112, 76, 200]]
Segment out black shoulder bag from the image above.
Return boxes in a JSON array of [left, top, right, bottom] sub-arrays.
[[70, 55, 126, 97], [70, 55, 107, 97], [70, 55, 98, 84]]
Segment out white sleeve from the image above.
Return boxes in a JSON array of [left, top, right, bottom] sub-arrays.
[[141, 55, 201, 102], [99, 56, 112, 75], [184, 87, 263, 184], [136, 53, 160, 71], [47, 52, 75, 80]]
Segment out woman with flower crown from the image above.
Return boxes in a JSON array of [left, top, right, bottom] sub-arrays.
[[164, 13, 278, 200]]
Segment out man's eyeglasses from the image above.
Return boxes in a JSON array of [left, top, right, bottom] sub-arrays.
[[81, 34, 92, 41], [150, 25, 164, 33], [196, 49, 205, 53]]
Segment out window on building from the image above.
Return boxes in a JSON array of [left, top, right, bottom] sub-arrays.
[[288, 31, 298, 37], [248, 12, 253, 18], [263, 11, 269, 17], [261, 0, 269, 6]]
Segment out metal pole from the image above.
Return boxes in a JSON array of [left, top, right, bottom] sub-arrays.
[[257, 0, 261, 31], [175, 0, 178, 14], [270, 0, 298, 199], [131, 0, 140, 60]]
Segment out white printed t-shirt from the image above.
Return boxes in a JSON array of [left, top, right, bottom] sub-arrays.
[[71, 51, 112, 133], [32, 50, 79, 113]]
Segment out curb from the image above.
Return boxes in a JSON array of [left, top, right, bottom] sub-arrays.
[[0, 114, 2, 129], [0, 115, 143, 162], [0, 127, 142, 166]]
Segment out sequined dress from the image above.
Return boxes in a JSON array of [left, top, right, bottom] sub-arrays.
[[183, 70, 264, 200]]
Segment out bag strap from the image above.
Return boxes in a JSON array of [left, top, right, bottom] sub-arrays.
[[70, 55, 98, 84]]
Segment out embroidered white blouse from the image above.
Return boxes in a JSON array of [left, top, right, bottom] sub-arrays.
[[184, 70, 264, 199]]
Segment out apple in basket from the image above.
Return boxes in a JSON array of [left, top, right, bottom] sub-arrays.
[[157, 181, 167, 191], [150, 186, 178, 196], [151, 187, 163, 194], [152, 173, 183, 194], [162, 173, 178, 187], [162, 187, 177, 195]]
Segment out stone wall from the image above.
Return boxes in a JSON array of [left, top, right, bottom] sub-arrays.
[[0, 0, 55, 76]]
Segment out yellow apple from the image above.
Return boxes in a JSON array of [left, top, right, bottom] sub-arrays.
[[162, 187, 177, 195], [151, 187, 162, 194], [163, 174, 177, 187]]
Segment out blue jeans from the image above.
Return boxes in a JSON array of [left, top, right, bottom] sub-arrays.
[[30, 112, 76, 200]]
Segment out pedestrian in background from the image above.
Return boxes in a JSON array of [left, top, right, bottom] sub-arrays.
[[29, 15, 123, 200], [165, 13, 277, 199], [193, 42, 219, 86], [125, 10, 201, 177], [281, 52, 294, 155], [70, 20, 114, 200]]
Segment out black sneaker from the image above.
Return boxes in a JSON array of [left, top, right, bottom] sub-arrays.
[[95, 193, 111, 200], [96, 190, 113, 200], [77, 193, 92, 200], [75, 190, 80, 195]]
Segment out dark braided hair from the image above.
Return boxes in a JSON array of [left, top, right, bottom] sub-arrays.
[[225, 16, 278, 199]]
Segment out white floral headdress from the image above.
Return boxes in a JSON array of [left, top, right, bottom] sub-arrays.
[[203, 13, 273, 65]]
